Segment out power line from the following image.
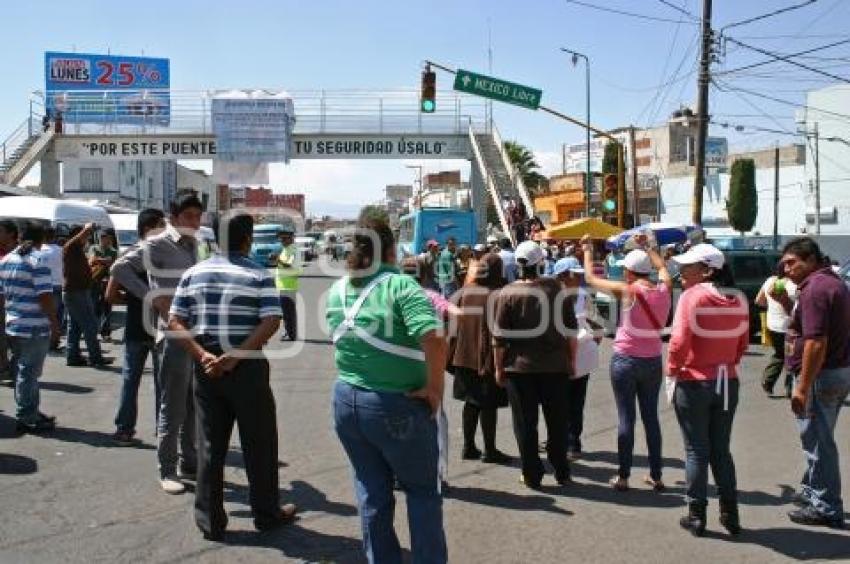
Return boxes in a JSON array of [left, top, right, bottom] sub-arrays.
[[657, 0, 699, 21], [563, 0, 698, 24], [719, 0, 817, 33], [724, 37, 850, 83], [716, 38, 850, 76], [713, 80, 850, 123]]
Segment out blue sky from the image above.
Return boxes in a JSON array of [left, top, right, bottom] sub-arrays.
[[4, 0, 850, 210]]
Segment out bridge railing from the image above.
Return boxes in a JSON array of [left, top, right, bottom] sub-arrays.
[[30, 89, 490, 136]]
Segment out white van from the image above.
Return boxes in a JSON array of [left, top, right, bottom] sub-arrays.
[[0, 196, 114, 232], [109, 213, 139, 254]]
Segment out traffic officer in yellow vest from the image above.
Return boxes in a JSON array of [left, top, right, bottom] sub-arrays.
[[275, 229, 301, 341]]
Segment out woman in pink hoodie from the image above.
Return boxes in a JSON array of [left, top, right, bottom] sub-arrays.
[[668, 243, 749, 538]]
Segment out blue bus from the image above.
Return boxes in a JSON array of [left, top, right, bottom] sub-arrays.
[[397, 208, 477, 259]]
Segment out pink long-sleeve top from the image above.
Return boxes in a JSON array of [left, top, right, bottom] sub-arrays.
[[667, 283, 750, 381]]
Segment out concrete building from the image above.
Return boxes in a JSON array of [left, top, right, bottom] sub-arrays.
[[61, 160, 217, 214], [385, 184, 412, 225], [419, 170, 470, 208]]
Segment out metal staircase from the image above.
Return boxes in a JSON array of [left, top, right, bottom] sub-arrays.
[[468, 124, 535, 244], [1, 115, 55, 187]]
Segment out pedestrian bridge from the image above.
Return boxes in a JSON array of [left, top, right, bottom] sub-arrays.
[[1, 89, 534, 240]]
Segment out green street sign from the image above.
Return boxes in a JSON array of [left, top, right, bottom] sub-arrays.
[[453, 69, 542, 110]]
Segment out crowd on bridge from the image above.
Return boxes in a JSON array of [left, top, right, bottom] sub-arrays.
[[1, 194, 848, 562]]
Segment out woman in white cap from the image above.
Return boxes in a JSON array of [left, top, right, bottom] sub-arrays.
[[493, 241, 577, 489], [668, 243, 748, 537], [580, 233, 672, 492]]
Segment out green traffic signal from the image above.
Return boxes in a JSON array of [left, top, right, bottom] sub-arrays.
[[603, 199, 616, 212], [421, 99, 436, 113]]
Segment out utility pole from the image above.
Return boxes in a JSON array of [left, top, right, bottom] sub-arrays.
[[773, 144, 779, 249], [814, 122, 821, 235], [630, 125, 639, 226], [692, 0, 713, 225]]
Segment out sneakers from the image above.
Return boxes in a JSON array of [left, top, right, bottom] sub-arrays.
[[16, 414, 57, 434], [788, 506, 846, 529], [643, 475, 666, 493], [719, 500, 742, 535], [518, 474, 542, 491], [112, 430, 136, 447], [481, 449, 513, 465], [609, 476, 629, 492], [461, 445, 482, 460], [254, 503, 298, 531], [680, 503, 707, 537], [90, 358, 115, 369], [160, 476, 186, 495]]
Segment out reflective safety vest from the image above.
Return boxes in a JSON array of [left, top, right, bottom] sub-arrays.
[[275, 244, 301, 291]]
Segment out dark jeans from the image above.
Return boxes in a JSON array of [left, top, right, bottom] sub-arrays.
[[52, 286, 65, 336], [796, 367, 850, 521], [566, 375, 589, 454], [194, 350, 280, 536], [64, 290, 105, 363], [333, 380, 446, 564], [9, 336, 50, 423], [0, 303, 8, 378], [280, 293, 297, 341], [92, 285, 112, 338], [505, 373, 570, 485], [763, 330, 792, 394], [114, 340, 159, 434], [674, 379, 739, 506], [610, 353, 663, 481]]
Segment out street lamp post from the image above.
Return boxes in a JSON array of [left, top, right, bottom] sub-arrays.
[[561, 47, 591, 217]]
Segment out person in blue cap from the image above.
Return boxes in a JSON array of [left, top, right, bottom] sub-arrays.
[[552, 256, 604, 460]]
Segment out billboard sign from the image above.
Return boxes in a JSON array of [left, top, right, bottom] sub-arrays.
[[45, 51, 170, 124], [706, 137, 728, 168]]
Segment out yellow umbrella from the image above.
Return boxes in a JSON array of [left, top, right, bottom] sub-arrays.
[[544, 217, 623, 240]]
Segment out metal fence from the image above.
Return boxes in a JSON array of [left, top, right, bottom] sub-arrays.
[[30, 88, 490, 136]]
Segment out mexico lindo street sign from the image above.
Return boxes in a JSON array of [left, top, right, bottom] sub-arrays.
[[453, 69, 542, 110]]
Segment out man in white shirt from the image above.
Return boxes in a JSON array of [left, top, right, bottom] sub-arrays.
[[755, 270, 797, 397], [38, 228, 65, 350]]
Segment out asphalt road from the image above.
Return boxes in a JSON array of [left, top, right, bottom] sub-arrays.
[[0, 261, 848, 563]]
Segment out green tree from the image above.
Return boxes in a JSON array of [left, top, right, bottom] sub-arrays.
[[504, 140, 547, 196], [602, 141, 620, 174], [358, 205, 389, 225], [726, 158, 758, 235]]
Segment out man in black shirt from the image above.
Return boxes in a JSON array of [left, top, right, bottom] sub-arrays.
[[108, 209, 166, 445]]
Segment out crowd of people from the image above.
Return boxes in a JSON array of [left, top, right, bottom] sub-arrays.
[[1, 199, 849, 561]]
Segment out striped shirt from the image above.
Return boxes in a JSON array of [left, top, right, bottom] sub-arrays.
[[0, 247, 53, 337], [169, 253, 282, 348]]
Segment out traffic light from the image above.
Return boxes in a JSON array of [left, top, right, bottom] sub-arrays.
[[421, 68, 436, 113], [602, 174, 618, 213]]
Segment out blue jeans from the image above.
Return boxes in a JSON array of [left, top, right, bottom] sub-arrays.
[[8, 335, 50, 423], [439, 281, 458, 299], [333, 380, 447, 564], [610, 353, 663, 481], [64, 290, 104, 363], [114, 340, 159, 434], [674, 379, 739, 506], [797, 367, 850, 521]]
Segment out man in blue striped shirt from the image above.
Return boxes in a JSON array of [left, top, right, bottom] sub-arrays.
[[0, 222, 59, 433], [168, 214, 296, 541]]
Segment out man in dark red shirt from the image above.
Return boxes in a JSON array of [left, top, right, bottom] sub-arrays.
[[781, 237, 850, 529]]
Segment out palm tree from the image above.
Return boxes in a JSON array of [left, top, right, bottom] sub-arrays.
[[504, 140, 547, 196]]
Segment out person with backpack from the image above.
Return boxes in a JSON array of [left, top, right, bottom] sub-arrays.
[[581, 233, 672, 492], [667, 243, 749, 536], [326, 217, 448, 564]]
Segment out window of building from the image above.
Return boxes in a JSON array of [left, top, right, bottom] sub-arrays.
[[79, 168, 103, 192]]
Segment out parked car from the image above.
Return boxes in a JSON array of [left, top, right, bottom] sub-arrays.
[[295, 236, 316, 262]]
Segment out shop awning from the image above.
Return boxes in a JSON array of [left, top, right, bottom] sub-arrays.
[[544, 217, 623, 240]]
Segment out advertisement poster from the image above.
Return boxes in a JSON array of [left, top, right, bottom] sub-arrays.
[[211, 90, 295, 163], [45, 51, 170, 125]]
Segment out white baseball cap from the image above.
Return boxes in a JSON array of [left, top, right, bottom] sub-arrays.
[[473, 243, 486, 252], [672, 243, 725, 269], [616, 249, 653, 274], [515, 240, 544, 266]]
